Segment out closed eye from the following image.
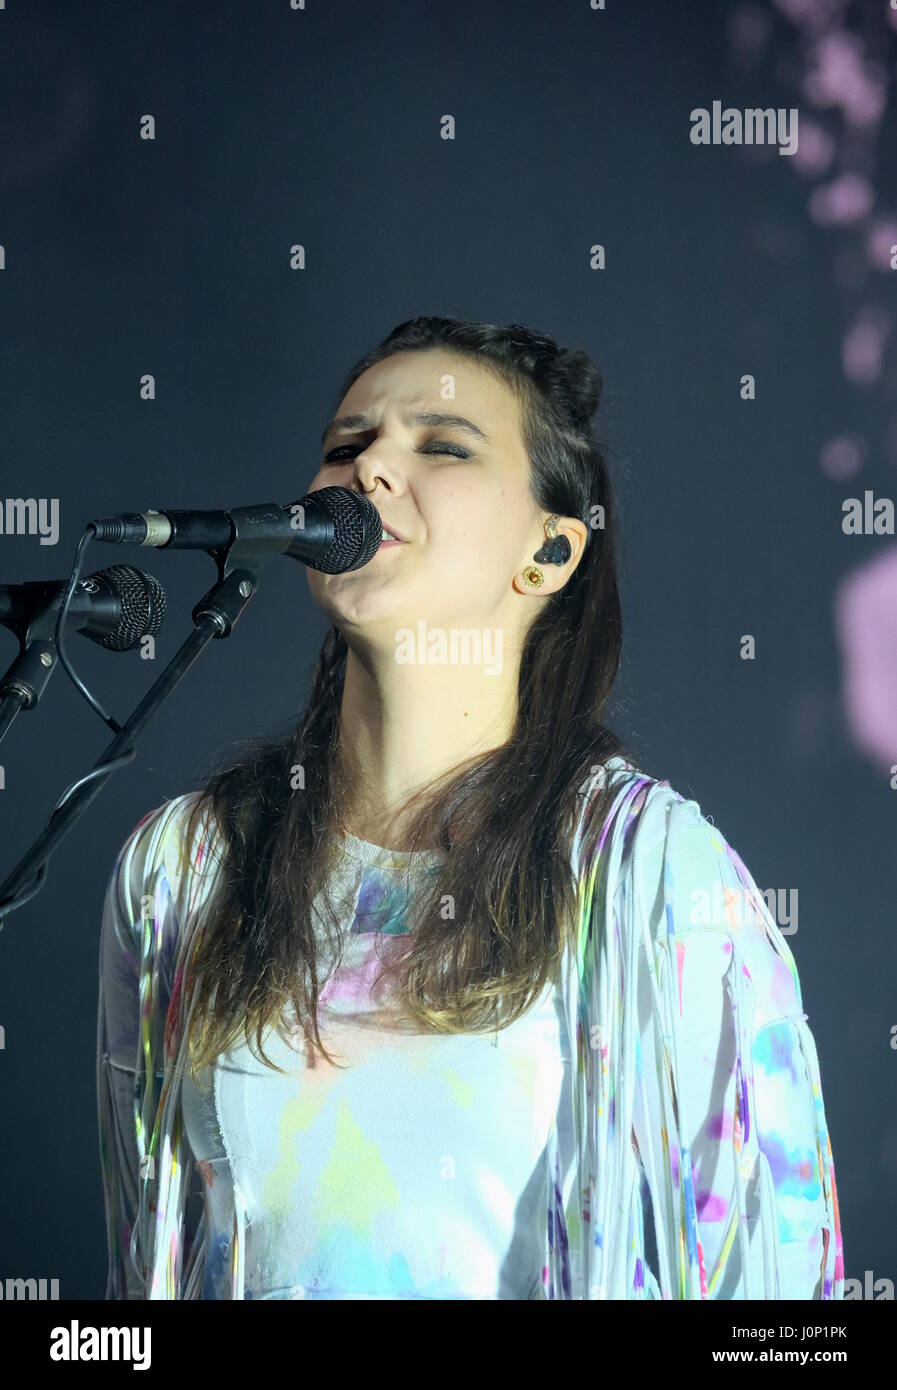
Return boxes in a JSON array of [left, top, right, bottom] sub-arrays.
[[323, 441, 471, 462]]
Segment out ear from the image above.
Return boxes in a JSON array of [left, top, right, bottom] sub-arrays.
[[512, 516, 589, 596]]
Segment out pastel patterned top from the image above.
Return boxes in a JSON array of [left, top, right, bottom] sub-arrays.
[[178, 834, 570, 1299], [97, 755, 844, 1299]]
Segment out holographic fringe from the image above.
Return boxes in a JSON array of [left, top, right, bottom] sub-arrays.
[[100, 768, 844, 1300]]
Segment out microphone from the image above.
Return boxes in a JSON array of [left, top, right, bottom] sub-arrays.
[[0, 566, 166, 652], [87, 486, 383, 574]]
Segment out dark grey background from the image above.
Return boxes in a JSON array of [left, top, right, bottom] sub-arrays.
[[0, 0, 893, 1298]]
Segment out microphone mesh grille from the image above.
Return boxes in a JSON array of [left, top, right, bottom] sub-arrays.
[[94, 565, 166, 651], [303, 487, 382, 574]]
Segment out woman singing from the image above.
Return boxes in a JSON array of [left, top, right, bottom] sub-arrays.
[[97, 315, 843, 1300]]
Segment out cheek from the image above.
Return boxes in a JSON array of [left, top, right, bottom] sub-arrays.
[[426, 478, 510, 551], [426, 523, 520, 602], [425, 504, 503, 581]]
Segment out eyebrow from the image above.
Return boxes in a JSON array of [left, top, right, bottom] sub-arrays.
[[320, 409, 491, 448]]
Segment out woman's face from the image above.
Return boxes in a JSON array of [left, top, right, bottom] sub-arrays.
[[304, 349, 544, 641]]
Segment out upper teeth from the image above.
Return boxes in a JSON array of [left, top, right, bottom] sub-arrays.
[[381, 527, 398, 541]]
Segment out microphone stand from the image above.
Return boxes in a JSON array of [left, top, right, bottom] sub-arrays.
[[0, 687, 31, 746], [0, 527, 288, 925], [0, 585, 87, 748]]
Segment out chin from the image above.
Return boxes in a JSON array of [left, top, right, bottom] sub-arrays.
[[310, 584, 408, 632]]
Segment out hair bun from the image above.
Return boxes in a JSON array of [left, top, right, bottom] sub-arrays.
[[547, 348, 603, 426]]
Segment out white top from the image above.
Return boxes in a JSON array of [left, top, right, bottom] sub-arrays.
[[179, 829, 576, 1299]]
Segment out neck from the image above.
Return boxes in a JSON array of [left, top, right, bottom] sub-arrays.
[[335, 641, 520, 848]]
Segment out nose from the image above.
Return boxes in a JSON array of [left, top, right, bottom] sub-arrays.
[[349, 441, 406, 497]]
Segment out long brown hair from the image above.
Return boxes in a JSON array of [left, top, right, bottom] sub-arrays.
[[179, 315, 647, 1076]]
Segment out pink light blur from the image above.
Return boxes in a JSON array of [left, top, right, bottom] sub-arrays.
[[835, 547, 897, 769]]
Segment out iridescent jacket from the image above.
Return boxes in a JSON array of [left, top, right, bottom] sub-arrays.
[[97, 756, 844, 1299]]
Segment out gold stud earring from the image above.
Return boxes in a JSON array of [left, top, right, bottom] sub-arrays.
[[522, 565, 544, 588]]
